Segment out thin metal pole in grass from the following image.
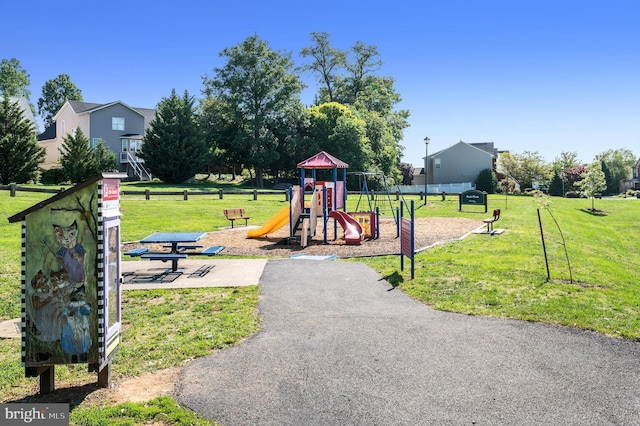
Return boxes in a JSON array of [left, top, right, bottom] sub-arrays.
[[535, 192, 574, 283], [537, 208, 551, 281]]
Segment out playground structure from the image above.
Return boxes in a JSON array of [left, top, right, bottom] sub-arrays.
[[247, 151, 407, 247]]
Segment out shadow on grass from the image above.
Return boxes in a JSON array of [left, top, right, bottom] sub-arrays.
[[9, 381, 101, 410], [580, 208, 608, 217], [380, 271, 404, 291]]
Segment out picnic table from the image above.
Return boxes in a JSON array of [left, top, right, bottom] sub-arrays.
[[128, 232, 224, 272]]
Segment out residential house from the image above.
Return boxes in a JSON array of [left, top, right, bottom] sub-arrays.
[[414, 140, 496, 189], [37, 100, 155, 180], [632, 157, 640, 190]]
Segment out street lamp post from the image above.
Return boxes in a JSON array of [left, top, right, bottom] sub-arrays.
[[424, 136, 430, 205]]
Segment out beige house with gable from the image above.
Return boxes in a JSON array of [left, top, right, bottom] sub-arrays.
[[37, 100, 155, 180]]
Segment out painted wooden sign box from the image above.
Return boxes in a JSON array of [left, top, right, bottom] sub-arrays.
[[8, 173, 127, 392]]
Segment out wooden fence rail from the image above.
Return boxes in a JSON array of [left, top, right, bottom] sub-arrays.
[[2, 184, 413, 201]]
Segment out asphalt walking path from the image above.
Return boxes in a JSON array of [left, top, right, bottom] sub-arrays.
[[175, 259, 640, 426]]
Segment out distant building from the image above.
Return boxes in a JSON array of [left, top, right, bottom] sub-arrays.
[[37, 100, 155, 180], [414, 140, 496, 187]]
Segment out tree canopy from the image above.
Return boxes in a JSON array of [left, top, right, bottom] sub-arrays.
[[202, 35, 305, 187], [141, 89, 210, 184], [0, 96, 44, 184], [0, 58, 31, 99], [38, 74, 83, 127], [498, 151, 549, 191], [595, 148, 636, 194]]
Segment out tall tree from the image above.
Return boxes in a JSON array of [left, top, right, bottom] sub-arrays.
[[141, 89, 210, 184], [0, 96, 44, 184], [59, 128, 97, 184], [336, 41, 383, 106], [0, 58, 31, 99], [301, 35, 408, 180], [306, 102, 371, 183], [202, 35, 305, 187], [38, 74, 83, 127], [299, 32, 346, 103], [595, 148, 636, 194]]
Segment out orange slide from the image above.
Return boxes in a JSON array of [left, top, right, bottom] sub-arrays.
[[328, 211, 364, 245], [247, 207, 289, 238]]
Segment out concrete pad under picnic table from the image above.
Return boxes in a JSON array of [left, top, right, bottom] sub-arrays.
[[121, 258, 267, 290]]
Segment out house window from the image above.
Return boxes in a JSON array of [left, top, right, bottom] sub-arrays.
[[130, 139, 142, 152], [435, 158, 441, 169], [121, 139, 129, 152], [112, 117, 125, 131], [61, 120, 66, 134], [92, 138, 101, 149]]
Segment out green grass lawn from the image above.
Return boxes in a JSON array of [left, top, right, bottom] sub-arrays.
[[1, 186, 639, 425], [360, 195, 640, 340]]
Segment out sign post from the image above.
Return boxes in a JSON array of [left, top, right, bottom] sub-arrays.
[[400, 200, 415, 279]]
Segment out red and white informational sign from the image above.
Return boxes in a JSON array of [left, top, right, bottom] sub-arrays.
[[401, 217, 412, 257], [102, 179, 120, 215]]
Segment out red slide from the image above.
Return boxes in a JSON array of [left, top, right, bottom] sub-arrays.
[[329, 211, 364, 245]]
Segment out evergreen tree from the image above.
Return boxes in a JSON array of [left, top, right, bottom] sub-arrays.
[[141, 89, 210, 184], [59, 128, 97, 184], [0, 96, 45, 184], [93, 139, 117, 173], [601, 161, 616, 195], [475, 168, 497, 193], [548, 171, 563, 196]]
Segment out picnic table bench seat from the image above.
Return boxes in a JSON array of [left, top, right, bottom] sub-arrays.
[[224, 208, 250, 228], [200, 246, 225, 256], [124, 247, 150, 257]]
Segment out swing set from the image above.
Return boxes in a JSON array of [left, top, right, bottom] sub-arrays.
[[350, 172, 410, 224]]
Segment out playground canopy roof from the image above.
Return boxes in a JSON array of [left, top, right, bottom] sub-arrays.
[[297, 151, 349, 170]]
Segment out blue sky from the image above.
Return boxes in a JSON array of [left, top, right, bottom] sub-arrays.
[[2, 0, 638, 166]]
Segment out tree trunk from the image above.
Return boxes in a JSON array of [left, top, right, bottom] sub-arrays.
[[256, 168, 264, 188]]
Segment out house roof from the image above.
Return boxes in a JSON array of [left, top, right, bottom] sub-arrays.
[[37, 122, 56, 141], [297, 151, 349, 169], [430, 140, 495, 158], [8, 172, 128, 223], [65, 100, 155, 120]]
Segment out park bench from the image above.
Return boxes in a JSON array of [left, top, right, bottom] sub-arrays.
[[224, 208, 250, 228], [482, 208, 501, 233]]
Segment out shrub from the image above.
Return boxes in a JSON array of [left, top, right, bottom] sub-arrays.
[[40, 167, 68, 184]]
